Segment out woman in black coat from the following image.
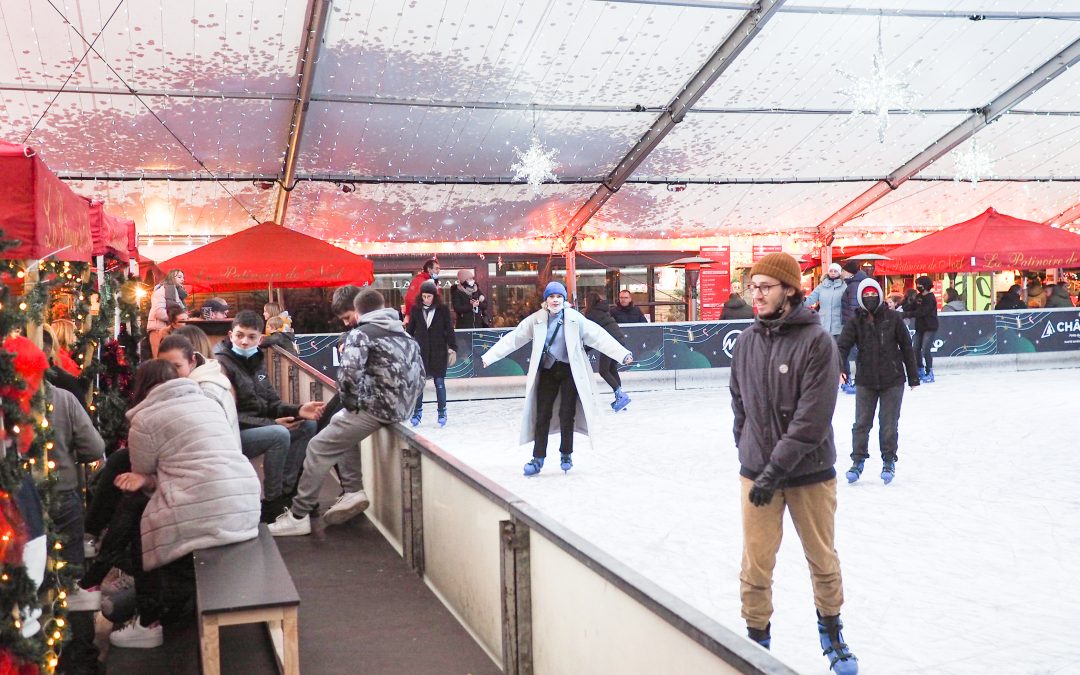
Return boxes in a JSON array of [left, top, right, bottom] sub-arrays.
[[406, 281, 457, 427], [584, 293, 631, 412]]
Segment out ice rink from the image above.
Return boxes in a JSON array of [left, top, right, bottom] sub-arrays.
[[416, 366, 1079, 674]]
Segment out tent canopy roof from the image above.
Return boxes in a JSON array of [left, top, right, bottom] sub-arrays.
[[2, 1, 1079, 254], [159, 222, 374, 292], [877, 208, 1080, 274]]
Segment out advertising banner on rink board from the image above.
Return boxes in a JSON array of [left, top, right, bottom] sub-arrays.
[[295, 309, 1080, 380], [698, 246, 730, 321]]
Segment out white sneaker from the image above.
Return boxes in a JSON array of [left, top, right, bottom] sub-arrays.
[[109, 619, 164, 648], [83, 536, 100, 559], [267, 509, 311, 537], [322, 490, 370, 526], [66, 585, 101, 612]]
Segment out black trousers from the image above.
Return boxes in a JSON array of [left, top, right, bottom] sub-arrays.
[[914, 330, 936, 370], [85, 449, 130, 536], [533, 361, 578, 458], [597, 354, 621, 393], [851, 384, 905, 463]]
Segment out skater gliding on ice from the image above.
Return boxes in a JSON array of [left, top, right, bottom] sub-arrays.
[[481, 282, 632, 476], [729, 252, 858, 674], [836, 279, 920, 485]]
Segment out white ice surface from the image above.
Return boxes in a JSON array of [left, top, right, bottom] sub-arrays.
[[417, 367, 1080, 674]]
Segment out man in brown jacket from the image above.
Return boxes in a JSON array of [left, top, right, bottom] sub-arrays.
[[729, 252, 859, 675]]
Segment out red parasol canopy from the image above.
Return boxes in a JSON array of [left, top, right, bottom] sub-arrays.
[[0, 140, 92, 261], [159, 221, 375, 292], [876, 208, 1080, 275]]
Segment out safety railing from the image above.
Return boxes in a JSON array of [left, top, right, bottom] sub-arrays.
[[266, 346, 795, 675]]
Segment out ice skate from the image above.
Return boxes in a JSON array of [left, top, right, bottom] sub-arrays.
[[560, 453, 573, 473], [881, 459, 896, 485], [524, 457, 544, 477], [845, 460, 864, 483], [818, 612, 858, 674]]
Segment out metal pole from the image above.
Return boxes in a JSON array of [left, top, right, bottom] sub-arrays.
[[565, 245, 577, 307], [272, 0, 331, 225]]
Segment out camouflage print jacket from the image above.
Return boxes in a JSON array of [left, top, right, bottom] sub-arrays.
[[339, 308, 425, 423]]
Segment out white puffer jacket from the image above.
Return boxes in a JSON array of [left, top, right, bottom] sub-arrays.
[[127, 378, 260, 571], [188, 359, 241, 450]]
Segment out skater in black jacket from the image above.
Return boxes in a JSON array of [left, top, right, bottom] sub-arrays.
[[836, 279, 920, 485], [906, 276, 939, 382], [584, 292, 631, 412]]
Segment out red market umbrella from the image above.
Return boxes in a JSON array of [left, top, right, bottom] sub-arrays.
[[876, 208, 1080, 274], [0, 140, 92, 261], [159, 221, 375, 292]]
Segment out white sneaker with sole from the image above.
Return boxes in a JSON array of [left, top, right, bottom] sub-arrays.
[[66, 585, 101, 612], [322, 490, 370, 526], [109, 619, 163, 648], [267, 509, 311, 537]]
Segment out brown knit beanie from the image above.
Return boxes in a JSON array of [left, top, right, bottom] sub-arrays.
[[749, 252, 802, 290]]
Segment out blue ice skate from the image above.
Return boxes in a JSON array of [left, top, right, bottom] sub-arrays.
[[612, 390, 631, 412], [818, 612, 858, 674], [747, 624, 771, 650], [845, 460, 864, 484], [881, 459, 895, 485], [523, 457, 544, 477], [560, 453, 573, 473], [410, 411, 422, 427], [920, 369, 935, 383], [840, 382, 856, 395], [438, 411, 447, 427]]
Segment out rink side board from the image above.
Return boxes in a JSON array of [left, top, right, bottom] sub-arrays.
[[295, 308, 1080, 378]]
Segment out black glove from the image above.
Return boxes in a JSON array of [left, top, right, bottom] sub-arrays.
[[748, 462, 787, 507]]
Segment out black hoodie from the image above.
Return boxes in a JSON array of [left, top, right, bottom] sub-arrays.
[[836, 279, 919, 390]]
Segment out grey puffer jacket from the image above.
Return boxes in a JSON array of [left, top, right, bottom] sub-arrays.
[[339, 308, 426, 423], [730, 303, 839, 486], [126, 378, 260, 571], [805, 277, 846, 335]]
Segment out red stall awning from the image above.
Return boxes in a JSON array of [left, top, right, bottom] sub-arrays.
[[0, 140, 92, 261], [159, 221, 375, 292], [88, 199, 134, 262], [876, 208, 1080, 275]]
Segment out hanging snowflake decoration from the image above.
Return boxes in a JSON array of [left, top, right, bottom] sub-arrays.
[[511, 136, 558, 192], [837, 19, 920, 143], [953, 138, 996, 187]]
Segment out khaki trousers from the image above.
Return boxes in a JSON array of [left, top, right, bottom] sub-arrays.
[[740, 476, 844, 629]]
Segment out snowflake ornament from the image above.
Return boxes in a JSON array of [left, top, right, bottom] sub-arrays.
[[511, 136, 558, 192], [953, 138, 996, 187], [837, 20, 920, 143]]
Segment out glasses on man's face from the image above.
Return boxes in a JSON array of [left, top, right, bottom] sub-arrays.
[[747, 282, 782, 295]]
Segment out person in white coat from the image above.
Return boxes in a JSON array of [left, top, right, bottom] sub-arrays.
[[481, 282, 633, 476], [157, 333, 242, 450]]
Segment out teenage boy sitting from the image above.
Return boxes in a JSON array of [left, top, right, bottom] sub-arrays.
[[215, 310, 323, 521]]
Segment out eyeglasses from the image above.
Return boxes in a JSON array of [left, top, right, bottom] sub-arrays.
[[747, 282, 782, 295]]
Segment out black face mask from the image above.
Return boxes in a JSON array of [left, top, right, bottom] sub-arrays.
[[862, 294, 880, 312]]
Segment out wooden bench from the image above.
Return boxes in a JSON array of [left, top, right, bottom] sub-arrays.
[[193, 524, 300, 674]]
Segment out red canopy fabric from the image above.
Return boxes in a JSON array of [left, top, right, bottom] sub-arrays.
[[0, 140, 92, 261], [159, 222, 375, 292], [799, 244, 897, 272], [876, 208, 1080, 274], [88, 199, 134, 262]]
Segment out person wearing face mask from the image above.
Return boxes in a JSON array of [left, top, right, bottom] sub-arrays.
[[403, 257, 440, 323], [481, 282, 633, 476], [451, 268, 489, 328], [906, 276, 939, 383], [214, 311, 324, 522], [836, 279, 920, 486]]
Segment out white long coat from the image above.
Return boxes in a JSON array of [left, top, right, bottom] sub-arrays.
[[482, 307, 631, 450]]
